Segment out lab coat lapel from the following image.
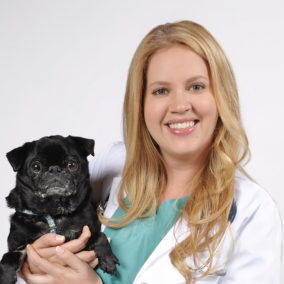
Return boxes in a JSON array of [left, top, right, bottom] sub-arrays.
[[135, 218, 189, 279]]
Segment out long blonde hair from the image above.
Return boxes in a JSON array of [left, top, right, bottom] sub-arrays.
[[101, 20, 250, 282]]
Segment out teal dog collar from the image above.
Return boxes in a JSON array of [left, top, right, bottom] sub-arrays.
[[19, 209, 57, 234]]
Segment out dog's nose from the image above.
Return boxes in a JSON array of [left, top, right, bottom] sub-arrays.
[[48, 165, 62, 173]]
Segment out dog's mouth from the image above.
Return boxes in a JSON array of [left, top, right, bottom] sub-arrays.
[[47, 186, 73, 196], [35, 186, 75, 198], [36, 178, 76, 198]]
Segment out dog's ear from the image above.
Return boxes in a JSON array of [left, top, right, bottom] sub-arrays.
[[6, 142, 31, 172], [67, 136, 95, 157], [6, 188, 22, 209]]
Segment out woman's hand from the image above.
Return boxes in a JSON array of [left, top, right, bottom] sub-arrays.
[[26, 226, 97, 274], [22, 244, 102, 284]]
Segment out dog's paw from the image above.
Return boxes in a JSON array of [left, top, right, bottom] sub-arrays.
[[0, 252, 22, 284], [0, 264, 17, 284], [98, 252, 120, 275]]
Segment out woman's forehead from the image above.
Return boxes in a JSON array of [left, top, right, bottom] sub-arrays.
[[146, 45, 209, 86]]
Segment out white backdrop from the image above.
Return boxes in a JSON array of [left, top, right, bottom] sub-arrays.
[[0, 0, 283, 280]]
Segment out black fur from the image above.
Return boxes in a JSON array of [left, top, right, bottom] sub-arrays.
[[0, 135, 119, 284]]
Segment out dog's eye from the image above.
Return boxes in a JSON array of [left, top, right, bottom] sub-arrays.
[[31, 161, 42, 173], [67, 160, 78, 172]]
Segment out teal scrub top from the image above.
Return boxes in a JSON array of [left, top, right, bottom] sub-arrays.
[[96, 196, 189, 284]]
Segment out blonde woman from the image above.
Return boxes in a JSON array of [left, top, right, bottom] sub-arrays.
[[21, 21, 282, 284]]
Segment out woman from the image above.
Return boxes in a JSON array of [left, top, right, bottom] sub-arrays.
[[20, 20, 282, 284]]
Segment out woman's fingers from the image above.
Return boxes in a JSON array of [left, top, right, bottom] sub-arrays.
[[28, 243, 87, 274], [76, 250, 98, 268], [26, 244, 63, 276], [32, 225, 90, 258], [26, 226, 92, 275], [26, 233, 65, 274], [54, 245, 86, 272], [61, 225, 91, 253], [76, 250, 96, 264], [32, 233, 65, 250], [24, 244, 102, 284], [30, 233, 66, 260], [31, 225, 91, 260], [89, 258, 99, 269], [22, 259, 53, 284], [45, 249, 96, 270]]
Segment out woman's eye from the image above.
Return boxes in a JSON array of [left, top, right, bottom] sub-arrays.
[[189, 84, 205, 92], [31, 161, 42, 174], [153, 88, 168, 95], [67, 160, 79, 172]]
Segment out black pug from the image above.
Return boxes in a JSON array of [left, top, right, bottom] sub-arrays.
[[0, 135, 119, 284]]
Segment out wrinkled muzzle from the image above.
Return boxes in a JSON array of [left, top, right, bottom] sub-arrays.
[[36, 167, 76, 198]]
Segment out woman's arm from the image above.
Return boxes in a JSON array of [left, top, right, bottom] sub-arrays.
[[89, 141, 125, 204], [219, 191, 283, 283]]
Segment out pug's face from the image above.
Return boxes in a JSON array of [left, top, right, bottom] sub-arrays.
[[27, 140, 84, 198], [7, 135, 94, 200]]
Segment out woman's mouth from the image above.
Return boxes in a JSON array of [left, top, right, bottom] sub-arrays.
[[166, 120, 199, 135]]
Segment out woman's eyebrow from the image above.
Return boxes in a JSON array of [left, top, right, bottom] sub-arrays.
[[147, 75, 209, 88], [147, 80, 171, 88], [185, 75, 209, 83]]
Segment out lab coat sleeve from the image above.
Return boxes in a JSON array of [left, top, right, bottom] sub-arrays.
[[219, 193, 283, 284], [89, 141, 125, 203], [16, 276, 27, 284]]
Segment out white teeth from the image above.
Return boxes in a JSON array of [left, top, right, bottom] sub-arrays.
[[168, 121, 196, 129]]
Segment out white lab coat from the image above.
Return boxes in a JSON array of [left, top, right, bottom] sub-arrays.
[[89, 142, 283, 284], [17, 142, 283, 284]]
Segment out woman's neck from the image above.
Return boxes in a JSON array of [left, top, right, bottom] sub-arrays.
[[160, 152, 206, 202]]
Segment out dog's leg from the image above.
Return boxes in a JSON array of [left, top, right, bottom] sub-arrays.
[[0, 251, 25, 284], [86, 231, 119, 275]]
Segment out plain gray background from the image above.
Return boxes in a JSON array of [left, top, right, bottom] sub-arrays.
[[0, 0, 283, 281]]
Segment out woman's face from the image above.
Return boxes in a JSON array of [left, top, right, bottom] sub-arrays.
[[144, 45, 218, 163]]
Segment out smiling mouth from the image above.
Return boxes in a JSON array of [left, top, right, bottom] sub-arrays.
[[166, 120, 199, 129]]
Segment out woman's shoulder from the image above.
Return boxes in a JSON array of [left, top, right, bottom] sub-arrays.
[[89, 141, 125, 177], [218, 172, 283, 282], [233, 171, 282, 230], [88, 141, 126, 202], [235, 171, 278, 209]]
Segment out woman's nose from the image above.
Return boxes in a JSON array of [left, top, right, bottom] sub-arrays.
[[169, 93, 192, 113]]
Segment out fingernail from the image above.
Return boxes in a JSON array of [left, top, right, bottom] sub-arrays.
[[56, 246, 64, 255], [56, 235, 65, 241]]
